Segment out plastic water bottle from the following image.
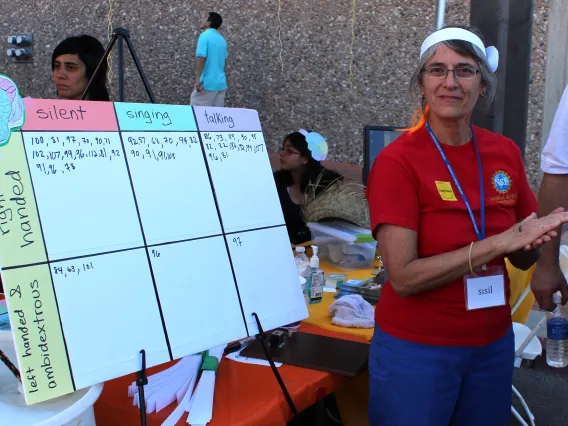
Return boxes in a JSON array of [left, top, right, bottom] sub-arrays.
[[546, 292, 568, 368], [294, 247, 310, 306], [295, 247, 310, 277], [294, 246, 309, 265]]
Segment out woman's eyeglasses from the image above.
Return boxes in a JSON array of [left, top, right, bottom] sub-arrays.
[[280, 147, 301, 156], [422, 66, 480, 80]]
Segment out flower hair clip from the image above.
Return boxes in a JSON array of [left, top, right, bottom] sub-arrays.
[[298, 129, 328, 161]]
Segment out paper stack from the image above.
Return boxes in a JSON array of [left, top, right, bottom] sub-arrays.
[[127, 344, 227, 426]]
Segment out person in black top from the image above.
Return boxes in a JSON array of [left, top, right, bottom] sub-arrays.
[[273, 130, 342, 244]]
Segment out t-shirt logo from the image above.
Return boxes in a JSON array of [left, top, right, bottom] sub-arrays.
[[492, 170, 512, 194], [435, 181, 457, 201]]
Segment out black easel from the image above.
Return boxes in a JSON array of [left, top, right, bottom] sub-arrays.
[[136, 349, 148, 426], [252, 312, 298, 416], [80, 27, 156, 103]]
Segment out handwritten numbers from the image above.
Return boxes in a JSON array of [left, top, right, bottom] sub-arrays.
[[53, 262, 94, 278], [233, 237, 242, 247], [151, 249, 161, 258], [27, 132, 124, 175], [123, 132, 197, 163]]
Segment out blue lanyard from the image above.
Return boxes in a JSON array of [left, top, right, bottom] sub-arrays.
[[425, 122, 485, 241]]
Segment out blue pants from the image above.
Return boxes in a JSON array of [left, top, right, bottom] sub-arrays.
[[368, 326, 514, 426]]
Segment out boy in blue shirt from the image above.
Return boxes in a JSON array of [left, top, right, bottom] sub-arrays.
[[191, 12, 228, 107]]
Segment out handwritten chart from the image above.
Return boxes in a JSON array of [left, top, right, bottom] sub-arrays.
[[0, 99, 308, 404]]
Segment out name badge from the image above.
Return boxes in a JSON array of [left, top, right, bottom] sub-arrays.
[[464, 266, 506, 311]]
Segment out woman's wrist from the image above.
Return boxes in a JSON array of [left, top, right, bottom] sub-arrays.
[[483, 233, 508, 258]]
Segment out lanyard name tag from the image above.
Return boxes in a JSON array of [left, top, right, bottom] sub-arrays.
[[464, 266, 506, 311]]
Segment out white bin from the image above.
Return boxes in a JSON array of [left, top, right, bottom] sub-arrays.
[[0, 330, 103, 426]]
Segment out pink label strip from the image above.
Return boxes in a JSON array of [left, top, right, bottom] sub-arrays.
[[23, 99, 119, 131]]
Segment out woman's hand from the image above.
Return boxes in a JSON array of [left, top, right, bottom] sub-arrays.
[[497, 208, 567, 255]]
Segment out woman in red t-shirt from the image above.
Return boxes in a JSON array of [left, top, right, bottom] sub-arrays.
[[366, 25, 568, 426]]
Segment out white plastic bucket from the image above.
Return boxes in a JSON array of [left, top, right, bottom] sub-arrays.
[[0, 330, 103, 426]]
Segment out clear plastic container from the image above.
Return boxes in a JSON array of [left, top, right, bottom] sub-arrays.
[[307, 221, 376, 270], [546, 292, 568, 368]]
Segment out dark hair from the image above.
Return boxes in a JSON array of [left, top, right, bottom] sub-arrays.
[[410, 25, 497, 111], [52, 35, 109, 101], [275, 131, 342, 194], [208, 12, 223, 29]]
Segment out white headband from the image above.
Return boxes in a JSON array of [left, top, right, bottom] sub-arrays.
[[420, 28, 499, 73]]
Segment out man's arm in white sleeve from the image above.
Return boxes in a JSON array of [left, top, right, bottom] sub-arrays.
[[532, 85, 568, 310]]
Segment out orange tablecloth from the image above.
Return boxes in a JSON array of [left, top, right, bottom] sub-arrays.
[[2, 258, 535, 426], [94, 323, 369, 426]]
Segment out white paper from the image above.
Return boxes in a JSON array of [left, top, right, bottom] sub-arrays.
[[203, 131, 285, 233], [160, 357, 202, 426], [186, 344, 226, 425], [132, 354, 192, 409], [22, 131, 145, 259], [465, 274, 506, 310], [227, 227, 309, 335], [130, 355, 202, 416], [1, 103, 311, 406], [146, 359, 192, 412], [187, 371, 215, 425], [225, 349, 282, 367], [128, 357, 187, 397], [149, 238, 248, 359], [122, 131, 223, 245], [155, 362, 196, 413], [53, 249, 170, 389]]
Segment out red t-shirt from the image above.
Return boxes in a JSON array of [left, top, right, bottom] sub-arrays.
[[366, 125, 537, 346]]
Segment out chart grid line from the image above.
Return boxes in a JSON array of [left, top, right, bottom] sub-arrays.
[[224, 224, 286, 236], [113, 103, 174, 361], [192, 108, 250, 336], [20, 131, 77, 391], [1, 232, 229, 271]]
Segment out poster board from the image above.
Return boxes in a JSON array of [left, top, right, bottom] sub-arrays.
[[0, 99, 308, 404]]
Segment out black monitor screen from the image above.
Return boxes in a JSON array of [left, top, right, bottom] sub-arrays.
[[363, 125, 404, 185]]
